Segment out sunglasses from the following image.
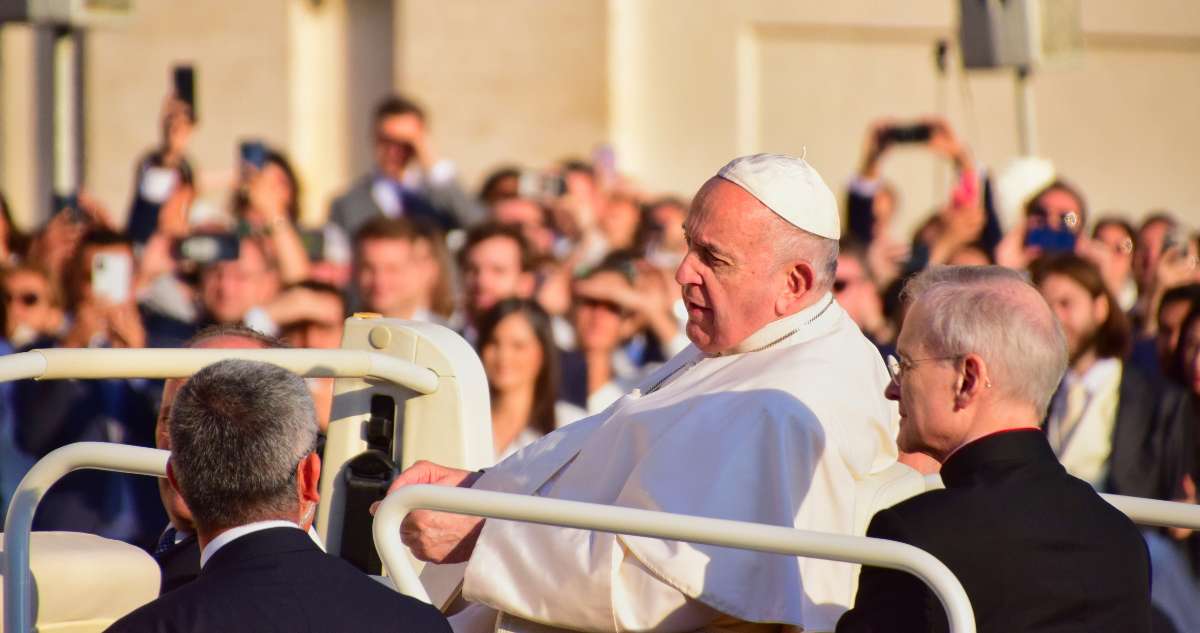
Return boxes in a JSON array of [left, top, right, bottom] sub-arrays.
[[578, 297, 624, 314], [5, 292, 42, 307], [375, 134, 414, 152]]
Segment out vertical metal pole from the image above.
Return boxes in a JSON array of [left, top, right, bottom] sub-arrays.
[[1015, 65, 1037, 157]]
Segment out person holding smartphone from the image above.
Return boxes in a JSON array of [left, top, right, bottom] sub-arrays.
[[11, 228, 165, 549], [125, 87, 195, 246], [232, 145, 311, 285]]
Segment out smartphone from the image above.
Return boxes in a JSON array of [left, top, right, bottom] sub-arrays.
[[300, 229, 326, 262], [239, 140, 267, 170], [139, 166, 179, 204], [172, 65, 196, 121], [175, 233, 241, 265], [53, 192, 85, 223], [1025, 226, 1077, 253], [883, 124, 933, 145], [92, 252, 132, 304]]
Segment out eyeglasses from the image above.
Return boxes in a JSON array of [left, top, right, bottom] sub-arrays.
[[4, 292, 42, 307], [885, 353, 960, 384]]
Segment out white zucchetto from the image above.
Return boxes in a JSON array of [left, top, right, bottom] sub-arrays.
[[716, 153, 841, 240]]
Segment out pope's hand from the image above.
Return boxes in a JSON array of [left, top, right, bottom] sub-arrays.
[[373, 460, 485, 564]]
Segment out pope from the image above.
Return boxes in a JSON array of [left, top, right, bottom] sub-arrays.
[[385, 154, 901, 632]]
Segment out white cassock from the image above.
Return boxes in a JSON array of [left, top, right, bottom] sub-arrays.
[[439, 294, 899, 632]]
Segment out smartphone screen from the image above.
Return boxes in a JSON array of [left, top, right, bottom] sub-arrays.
[[239, 140, 267, 169], [92, 252, 133, 304], [139, 166, 179, 204], [173, 65, 196, 121]]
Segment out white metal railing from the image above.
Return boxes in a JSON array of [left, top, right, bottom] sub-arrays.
[[3, 443, 170, 633], [0, 348, 439, 394], [372, 485, 978, 633], [9, 442, 1200, 633], [1101, 493, 1200, 531]]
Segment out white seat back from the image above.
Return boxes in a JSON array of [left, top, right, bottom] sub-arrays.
[[317, 316, 493, 555], [0, 531, 159, 632], [848, 462, 929, 599]]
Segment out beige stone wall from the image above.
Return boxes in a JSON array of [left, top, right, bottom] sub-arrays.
[[608, 0, 1200, 237], [396, 0, 609, 196], [5, 0, 1196, 234], [82, 0, 293, 226]]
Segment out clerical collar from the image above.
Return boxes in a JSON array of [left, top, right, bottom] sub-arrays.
[[722, 293, 835, 356]]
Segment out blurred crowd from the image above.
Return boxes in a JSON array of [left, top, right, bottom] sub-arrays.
[[0, 93, 1198, 593]]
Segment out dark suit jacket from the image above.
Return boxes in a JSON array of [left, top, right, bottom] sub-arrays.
[[106, 526, 450, 633], [329, 175, 454, 240], [13, 364, 165, 549], [154, 532, 200, 595], [1106, 364, 1195, 501], [837, 429, 1152, 633]]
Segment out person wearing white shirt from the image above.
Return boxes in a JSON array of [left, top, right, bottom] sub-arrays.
[[380, 154, 901, 632], [476, 298, 586, 461]]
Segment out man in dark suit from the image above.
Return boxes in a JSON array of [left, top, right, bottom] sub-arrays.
[[149, 325, 292, 594], [106, 358, 448, 632], [838, 265, 1152, 633], [330, 95, 483, 239]]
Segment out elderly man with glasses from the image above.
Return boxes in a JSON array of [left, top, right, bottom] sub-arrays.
[[837, 265, 1152, 633]]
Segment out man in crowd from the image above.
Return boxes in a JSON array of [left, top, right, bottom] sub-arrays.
[[383, 154, 900, 631], [838, 265, 1152, 633], [329, 95, 483, 238], [353, 216, 439, 321], [1033, 253, 1193, 501], [456, 222, 536, 342], [106, 359, 449, 632]]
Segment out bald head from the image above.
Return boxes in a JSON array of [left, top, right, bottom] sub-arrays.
[[902, 266, 1067, 415]]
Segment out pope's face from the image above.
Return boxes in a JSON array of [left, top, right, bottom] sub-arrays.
[[674, 178, 784, 354]]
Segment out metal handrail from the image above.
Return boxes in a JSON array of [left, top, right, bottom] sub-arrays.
[[1101, 493, 1200, 530], [8, 444, 1200, 633], [0, 348, 440, 394], [3, 443, 170, 633], [372, 485, 978, 633]]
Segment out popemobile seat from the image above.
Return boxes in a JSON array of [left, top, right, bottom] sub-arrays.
[[848, 461, 928, 599], [0, 531, 159, 632]]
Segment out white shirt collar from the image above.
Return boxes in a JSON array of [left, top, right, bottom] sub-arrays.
[[199, 520, 301, 568], [723, 292, 837, 355], [1064, 357, 1122, 395]]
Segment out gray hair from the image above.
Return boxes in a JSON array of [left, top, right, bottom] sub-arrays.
[[902, 265, 1067, 416], [768, 212, 839, 291], [169, 359, 318, 531]]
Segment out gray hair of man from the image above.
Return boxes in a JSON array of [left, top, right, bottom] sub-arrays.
[[901, 265, 1068, 416], [768, 213, 839, 292], [169, 359, 319, 531]]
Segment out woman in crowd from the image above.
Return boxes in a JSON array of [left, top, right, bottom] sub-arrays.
[[1, 263, 63, 349], [476, 298, 584, 461], [233, 149, 311, 284]]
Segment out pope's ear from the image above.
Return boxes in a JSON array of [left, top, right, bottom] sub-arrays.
[[776, 260, 816, 315]]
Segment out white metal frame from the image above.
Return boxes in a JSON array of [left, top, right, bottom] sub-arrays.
[[0, 348, 439, 393], [8, 445, 1200, 633], [3, 443, 169, 633], [372, 485, 978, 633]]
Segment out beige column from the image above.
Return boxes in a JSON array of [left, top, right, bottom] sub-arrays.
[[0, 23, 53, 230], [286, 0, 349, 226]]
